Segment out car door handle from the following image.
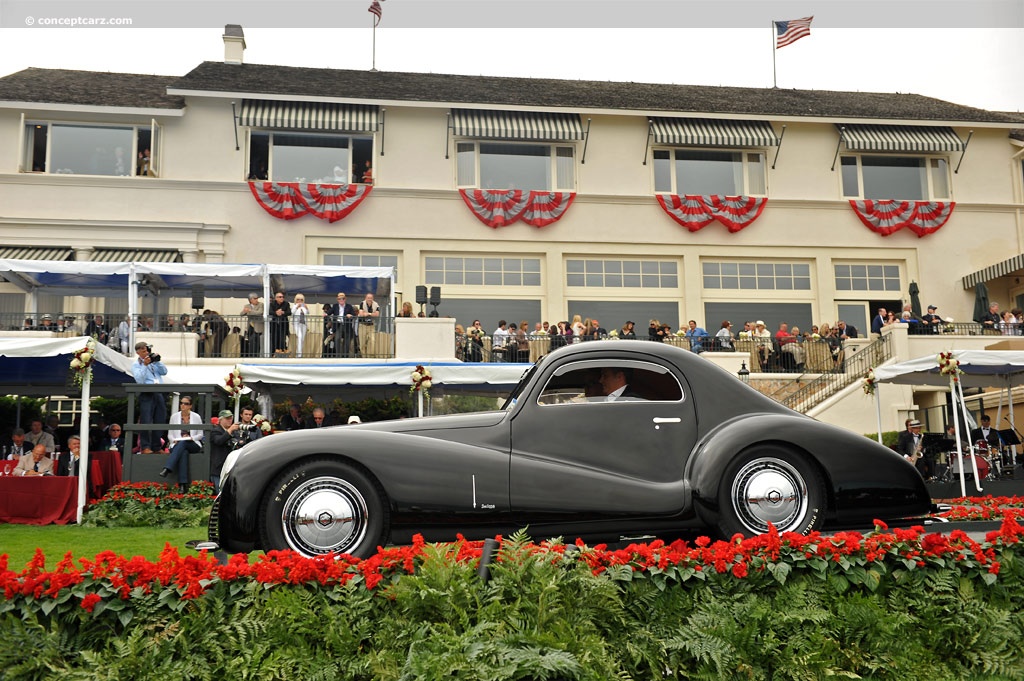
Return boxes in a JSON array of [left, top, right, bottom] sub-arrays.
[[652, 417, 681, 424]]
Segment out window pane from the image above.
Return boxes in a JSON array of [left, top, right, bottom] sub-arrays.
[[605, 260, 622, 274], [465, 271, 483, 286], [776, 277, 793, 290], [342, 255, 361, 266], [446, 271, 464, 285], [51, 124, 133, 176], [861, 156, 926, 200], [606, 274, 623, 287], [662, 262, 678, 275], [794, 264, 810, 277], [661, 275, 678, 288], [479, 143, 550, 190], [505, 258, 522, 272], [585, 274, 603, 287], [641, 261, 659, 274], [738, 263, 756, 276], [834, 264, 850, 279], [272, 133, 349, 183], [721, 276, 738, 289], [484, 258, 503, 271], [623, 275, 641, 287], [556, 147, 575, 190], [485, 272, 503, 285], [931, 158, 950, 199], [425, 271, 443, 285], [739, 277, 756, 289], [567, 273, 584, 286], [676, 150, 742, 195], [425, 257, 443, 271], [464, 257, 482, 272], [794, 277, 811, 290], [523, 258, 541, 273], [623, 261, 641, 274], [505, 272, 522, 286], [323, 254, 341, 266], [445, 257, 463, 270], [523, 272, 541, 286], [703, 262, 720, 276], [566, 259, 584, 273], [457, 142, 475, 186], [653, 149, 672, 192], [746, 153, 765, 195], [585, 260, 603, 273], [840, 157, 859, 197]]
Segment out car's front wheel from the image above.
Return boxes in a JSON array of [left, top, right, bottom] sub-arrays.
[[259, 458, 388, 558], [717, 446, 825, 537]]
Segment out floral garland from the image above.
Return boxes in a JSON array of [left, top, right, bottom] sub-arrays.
[[410, 365, 432, 397], [69, 338, 97, 388], [252, 414, 273, 435], [224, 368, 244, 398], [938, 352, 963, 382], [862, 368, 876, 395]]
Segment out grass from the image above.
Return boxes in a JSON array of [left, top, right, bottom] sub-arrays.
[[0, 525, 205, 570]]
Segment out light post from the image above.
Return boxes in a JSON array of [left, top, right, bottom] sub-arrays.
[[738, 361, 750, 384]]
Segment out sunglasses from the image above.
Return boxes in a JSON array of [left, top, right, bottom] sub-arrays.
[[181, 402, 192, 406]]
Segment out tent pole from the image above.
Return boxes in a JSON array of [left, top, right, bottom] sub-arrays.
[[957, 377, 983, 493], [128, 264, 138, 354], [874, 387, 883, 444], [951, 377, 968, 499], [76, 375, 91, 524]]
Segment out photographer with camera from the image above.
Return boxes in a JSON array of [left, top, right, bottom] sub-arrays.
[[236, 406, 263, 446], [209, 410, 237, 493], [132, 341, 167, 454]]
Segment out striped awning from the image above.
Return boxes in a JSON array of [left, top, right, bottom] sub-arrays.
[[650, 117, 779, 147], [239, 99, 379, 133], [91, 249, 181, 263], [962, 253, 1024, 290], [0, 247, 72, 261], [839, 124, 964, 153], [452, 109, 584, 141]]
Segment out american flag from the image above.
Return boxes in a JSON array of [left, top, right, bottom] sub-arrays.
[[368, 0, 382, 25], [774, 16, 813, 48]]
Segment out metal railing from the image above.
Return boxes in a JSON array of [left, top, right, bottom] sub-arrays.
[[780, 334, 892, 413], [4, 313, 397, 360]]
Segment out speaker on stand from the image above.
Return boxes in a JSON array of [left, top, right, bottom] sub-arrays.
[[415, 285, 428, 317], [428, 286, 441, 318]]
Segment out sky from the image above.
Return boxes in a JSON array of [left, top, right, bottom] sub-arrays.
[[0, 25, 1022, 113]]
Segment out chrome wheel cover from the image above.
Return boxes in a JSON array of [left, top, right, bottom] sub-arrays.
[[730, 457, 808, 534], [280, 476, 370, 555]]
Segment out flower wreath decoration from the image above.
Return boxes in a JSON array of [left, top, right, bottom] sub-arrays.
[[938, 352, 963, 382], [252, 413, 273, 434], [224, 368, 244, 398], [70, 338, 97, 388], [410, 365, 433, 398], [862, 368, 877, 395]]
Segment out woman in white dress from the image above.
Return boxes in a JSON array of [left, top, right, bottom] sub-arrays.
[[292, 293, 309, 357]]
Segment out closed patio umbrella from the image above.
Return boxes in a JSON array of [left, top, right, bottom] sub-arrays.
[[908, 281, 922, 318], [973, 282, 990, 324]]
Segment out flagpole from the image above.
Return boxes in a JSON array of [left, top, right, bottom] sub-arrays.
[[371, 19, 377, 71], [771, 20, 777, 88]]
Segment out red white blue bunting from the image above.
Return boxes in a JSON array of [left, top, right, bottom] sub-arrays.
[[249, 182, 373, 223], [850, 200, 955, 237], [459, 189, 576, 228], [656, 195, 768, 232]]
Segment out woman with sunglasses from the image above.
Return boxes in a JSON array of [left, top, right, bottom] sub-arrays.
[[160, 396, 204, 491]]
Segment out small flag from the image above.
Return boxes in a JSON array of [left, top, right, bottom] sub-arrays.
[[368, 0, 382, 25], [774, 16, 813, 48]]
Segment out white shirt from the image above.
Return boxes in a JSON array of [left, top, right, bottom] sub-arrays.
[[168, 411, 204, 444], [492, 326, 509, 348], [605, 385, 627, 402]]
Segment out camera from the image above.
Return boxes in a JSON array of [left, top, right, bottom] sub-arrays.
[[146, 345, 162, 363]]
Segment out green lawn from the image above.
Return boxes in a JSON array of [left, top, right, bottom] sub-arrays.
[[0, 525, 206, 570]]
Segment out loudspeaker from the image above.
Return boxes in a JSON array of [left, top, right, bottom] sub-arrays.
[[191, 285, 205, 310], [429, 286, 441, 305], [415, 285, 428, 305]]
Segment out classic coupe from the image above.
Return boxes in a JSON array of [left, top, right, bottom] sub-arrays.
[[209, 341, 931, 558]]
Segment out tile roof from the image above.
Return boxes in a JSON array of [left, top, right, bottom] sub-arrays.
[[0, 68, 184, 109], [173, 61, 1020, 124]]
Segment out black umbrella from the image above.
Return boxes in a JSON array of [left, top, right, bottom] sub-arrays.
[[908, 281, 922, 319], [973, 282, 990, 324]]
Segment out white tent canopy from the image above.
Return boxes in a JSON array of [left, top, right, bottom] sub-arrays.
[[238, 360, 530, 390], [0, 335, 139, 395], [873, 350, 1024, 389]]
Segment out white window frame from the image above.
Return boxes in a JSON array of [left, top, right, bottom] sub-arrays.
[[832, 262, 903, 295], [247, 129, 374, 183], [566, 258, 679, 290], [701, 260, 812, 292], [839, 154, 952, 201], [20, 119, 160, 177], [424, 254, 543, 288], [454, 140, 576, 191], [652, 147, 767, 196]]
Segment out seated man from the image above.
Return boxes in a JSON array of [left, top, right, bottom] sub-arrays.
[[25, 418, 55, 454], [102, 424, 126, 454], [5, 428, 31, 460], [597, 367, 645, 402], [14, 444, 54, 476], [57, 435, 84, 477]]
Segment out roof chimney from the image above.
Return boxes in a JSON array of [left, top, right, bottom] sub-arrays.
[[223, 24, 246, 64]]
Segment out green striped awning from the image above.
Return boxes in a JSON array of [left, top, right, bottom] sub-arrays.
[[839, 124, 964, 153], [650, 117, 779, 147], [962, 253, 1024, 290], [0, 247, 72, 261], [239, 99, 379, 133], [452, 109, 584, 141], [91, 249, 181, 263]]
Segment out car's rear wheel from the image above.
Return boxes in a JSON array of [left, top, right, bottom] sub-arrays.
[[717, 446, 825, 537], [259, 458, 388, 558]]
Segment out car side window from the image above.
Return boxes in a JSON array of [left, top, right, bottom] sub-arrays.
[[537, 361, 683, 405]]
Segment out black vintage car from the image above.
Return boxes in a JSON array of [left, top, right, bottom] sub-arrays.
[[209, 341, 931, 558]]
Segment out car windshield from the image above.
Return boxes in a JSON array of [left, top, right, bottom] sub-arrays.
[[501, 358, 544, 409]]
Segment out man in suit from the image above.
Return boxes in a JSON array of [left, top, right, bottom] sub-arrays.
[[307, 407, 332, 428], [980, 302, 1001, 330], [870, 307, 888, 335], [279, 405, 306, 431], [241, 292, 265, 357], [57, 435, 84, 477], [4, 428, 31, 460], [897, 419, 931, 479], [329, 292, 358, 357], [102, 423, 126, 454], [970, 414, 1003, 450], [14, 444, 54, 476], [598, 367, 645, 402]]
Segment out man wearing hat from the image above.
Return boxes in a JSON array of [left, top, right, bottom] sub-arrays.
[[921, 305, 942, 334], [897, 418, 932, 479], [970, 414, 1003, 451], [39, 314, 55, 331], [208, 410, 237, 493]]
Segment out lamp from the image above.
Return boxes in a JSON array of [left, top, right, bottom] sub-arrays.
[[738, 361, 750, 384]]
